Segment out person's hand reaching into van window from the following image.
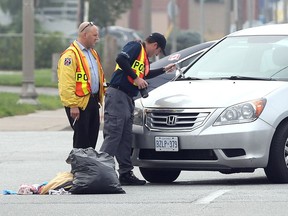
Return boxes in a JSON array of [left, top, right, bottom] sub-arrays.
[[163, 63, 176, 73]]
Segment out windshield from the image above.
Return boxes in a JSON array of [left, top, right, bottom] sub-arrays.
[[183, 36, 288, 81]]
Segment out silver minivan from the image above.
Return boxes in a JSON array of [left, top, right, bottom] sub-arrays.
[[132, 24, 288, 183]]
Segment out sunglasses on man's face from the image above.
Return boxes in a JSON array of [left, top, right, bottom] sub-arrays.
[[81, 22, 94, 32]]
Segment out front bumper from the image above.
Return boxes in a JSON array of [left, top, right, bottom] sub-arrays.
[[131, 118, 275, 171]]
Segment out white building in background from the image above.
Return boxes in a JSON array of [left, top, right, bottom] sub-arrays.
[[35, 0, 79, 36], [35, 0, 78, 21]]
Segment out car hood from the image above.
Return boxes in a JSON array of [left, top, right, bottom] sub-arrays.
[[140, 80, 286, 108]]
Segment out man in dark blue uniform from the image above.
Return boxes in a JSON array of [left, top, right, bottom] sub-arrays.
[[100, 33, 175, 185]]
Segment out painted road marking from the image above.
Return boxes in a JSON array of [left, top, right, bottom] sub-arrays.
[[195, 189, 231, 204]]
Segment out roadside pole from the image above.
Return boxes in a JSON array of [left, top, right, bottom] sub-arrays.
[[143, 0, 152, 38], [18, 0, 38, 105], [168, 0, 178, 53]]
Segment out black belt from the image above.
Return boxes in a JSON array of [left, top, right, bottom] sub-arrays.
[[90, 92, 99, 99], [110, 85, 133, 98]]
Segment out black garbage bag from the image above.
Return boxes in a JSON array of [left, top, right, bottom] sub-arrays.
[[66, 147, 125, 194]]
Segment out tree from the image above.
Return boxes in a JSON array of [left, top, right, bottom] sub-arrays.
[[0, 0, 133, 70], [0, 0, 133, 32], [0, 0, 49, 33], [0, 0, 22, 32], [0, 0, 20, 15], [87, 0, 132, 27], [165, 31, 202, 55]]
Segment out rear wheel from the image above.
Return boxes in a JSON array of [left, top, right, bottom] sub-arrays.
[[264, 122, 288, 183], [139, 168, 181, 183]]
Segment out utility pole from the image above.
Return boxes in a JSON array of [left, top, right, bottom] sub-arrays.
[[224, 0, 231, 35], [167, 0, 178, 53], [19, 0, 38, 105], [248, 0, 255, 28], [236, 0, 243, 31], [199, 0, 205, 43], [83, 0, 89, 22], [233, 0, 238, 31], [143, 0, 152, 38], [284, 0, 287, 23], [77, 0, 83, 25], [275, 0, 278, 23]]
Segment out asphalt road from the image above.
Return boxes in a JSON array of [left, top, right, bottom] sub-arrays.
[[1, 131, 288, 216]]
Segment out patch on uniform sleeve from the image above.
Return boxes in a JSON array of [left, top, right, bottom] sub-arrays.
[[64, 57, 72, 66]]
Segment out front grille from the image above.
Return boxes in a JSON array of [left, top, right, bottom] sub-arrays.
[[139, 149, 217, 160], [145, 109, 213, 131]]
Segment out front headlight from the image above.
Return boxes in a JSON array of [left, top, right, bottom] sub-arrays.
[[213, 98, 266, 126], [133, 106, 144, 126]]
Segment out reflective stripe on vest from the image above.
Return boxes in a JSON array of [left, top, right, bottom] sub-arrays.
[[65, 42, 104, 97], [115, 44, 149, 85], [66, 43, 90, 96]]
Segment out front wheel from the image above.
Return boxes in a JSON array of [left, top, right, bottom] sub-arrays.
[[139, 168, 181, 183], [264, 122, 288, 183]]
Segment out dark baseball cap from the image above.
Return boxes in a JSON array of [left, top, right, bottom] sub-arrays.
[[148, 32, 167, 55]]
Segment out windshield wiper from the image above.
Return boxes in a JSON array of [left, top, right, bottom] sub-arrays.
[[270, 65, 288, 78], [177, 76, 202, 81], [210, 76, 274, 81]]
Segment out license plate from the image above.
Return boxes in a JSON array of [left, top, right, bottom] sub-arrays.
[[155, 137, 179, 152]]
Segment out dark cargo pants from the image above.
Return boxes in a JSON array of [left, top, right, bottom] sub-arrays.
[[100, 87, 135, 175], [65, 94, 100, 149]]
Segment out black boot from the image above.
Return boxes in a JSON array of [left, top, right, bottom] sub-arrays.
[[119, 171, 146, 185]]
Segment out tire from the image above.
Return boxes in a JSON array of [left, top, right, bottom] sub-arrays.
[[139, 168, 181, 183], [264, 122, 288, 183]]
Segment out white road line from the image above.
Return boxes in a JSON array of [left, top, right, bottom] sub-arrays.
[[195, 189, 231, 205]]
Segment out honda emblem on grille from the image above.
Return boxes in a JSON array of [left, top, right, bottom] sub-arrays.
[[166, 115, 177, 126]]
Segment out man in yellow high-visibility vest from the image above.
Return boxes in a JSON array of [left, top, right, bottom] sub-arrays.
[[58, 22, 106, 149]]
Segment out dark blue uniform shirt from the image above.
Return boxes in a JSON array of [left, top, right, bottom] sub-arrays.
[[110, 41, 165, 98]]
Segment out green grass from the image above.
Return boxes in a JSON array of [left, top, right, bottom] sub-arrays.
[[0, 92, 63, 118], [0, 69, 62, 117], [0, 69, 58, 87]]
